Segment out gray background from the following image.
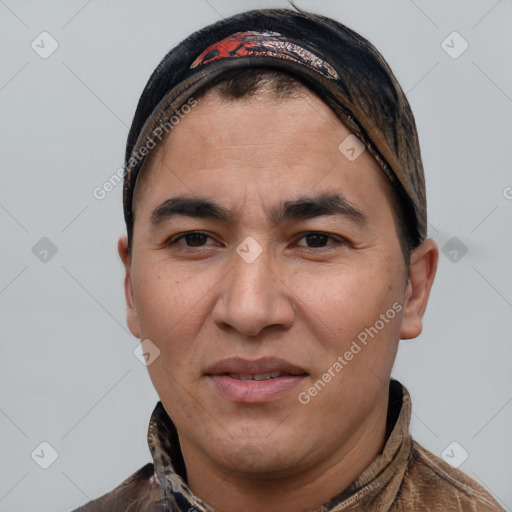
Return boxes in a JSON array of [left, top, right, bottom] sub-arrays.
[[1, 0, 511, 510]]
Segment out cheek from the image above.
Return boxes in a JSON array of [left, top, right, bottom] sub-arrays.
[[131, 258, 222, 377], [131, 267, 203, 402], [131, 261, 197, 346], [291, 258, 403, 345]]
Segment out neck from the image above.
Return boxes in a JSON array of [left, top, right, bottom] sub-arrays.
[[180, 397, 389, 512]]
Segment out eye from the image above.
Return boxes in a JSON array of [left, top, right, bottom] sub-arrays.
[[167, 231, 217, 248], [295, 232, 344, 248]]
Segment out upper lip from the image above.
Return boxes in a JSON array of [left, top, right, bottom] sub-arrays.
[[205, 357, 307, 376]]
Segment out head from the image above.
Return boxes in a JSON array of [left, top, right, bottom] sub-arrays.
[[118, 7, 437, 487]]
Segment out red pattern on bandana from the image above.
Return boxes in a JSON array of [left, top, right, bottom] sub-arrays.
[[190, 30, 338, 79]]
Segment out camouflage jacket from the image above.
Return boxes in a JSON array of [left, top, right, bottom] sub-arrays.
[[72, 381, 503, 511]]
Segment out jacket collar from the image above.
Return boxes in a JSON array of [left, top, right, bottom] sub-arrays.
[[147, 379, 412, 511]]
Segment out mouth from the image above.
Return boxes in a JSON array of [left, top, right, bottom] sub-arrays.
[[226, 371, 301, 381], [205, 357, 308, 403]]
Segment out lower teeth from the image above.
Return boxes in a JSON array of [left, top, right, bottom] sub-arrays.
[[233, 373, 282, 381]]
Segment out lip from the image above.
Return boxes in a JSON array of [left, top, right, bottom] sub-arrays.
[[205, 357, 308, 404], [205, 356, 307, 376]]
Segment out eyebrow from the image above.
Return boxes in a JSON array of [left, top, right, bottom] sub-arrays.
[[150, 196, 232, 225], [269, 192, 366, 226], [150, 192, 366, 226]]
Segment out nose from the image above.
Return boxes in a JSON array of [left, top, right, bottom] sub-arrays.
[[212, 246, 295, 338]]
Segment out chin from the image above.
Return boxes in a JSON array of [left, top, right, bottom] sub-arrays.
[[205, 431, 305, 477]]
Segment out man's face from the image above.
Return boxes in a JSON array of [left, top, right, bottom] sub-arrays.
[[121, 89, 415, 476]]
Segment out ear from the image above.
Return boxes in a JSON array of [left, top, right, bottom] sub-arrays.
[[118, 235, 141, 339], [400, 237, 438, 340]]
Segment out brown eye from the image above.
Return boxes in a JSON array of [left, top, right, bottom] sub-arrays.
[[296, 232, 340, 248], [304, 233, 330, 247], [181, 233, 209, 247], [167, 231, 215, 248]]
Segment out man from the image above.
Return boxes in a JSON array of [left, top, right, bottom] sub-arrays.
[[74, 6, 503, 512]]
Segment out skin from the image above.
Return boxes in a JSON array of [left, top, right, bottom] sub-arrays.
[[118, 88, 438, 512]]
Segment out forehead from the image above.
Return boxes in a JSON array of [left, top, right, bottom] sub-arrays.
[[132, 88, 395, 220]]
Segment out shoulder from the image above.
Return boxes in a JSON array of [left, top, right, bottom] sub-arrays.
[[70, 463, 164, 512], [399, 441, 504, 511]]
